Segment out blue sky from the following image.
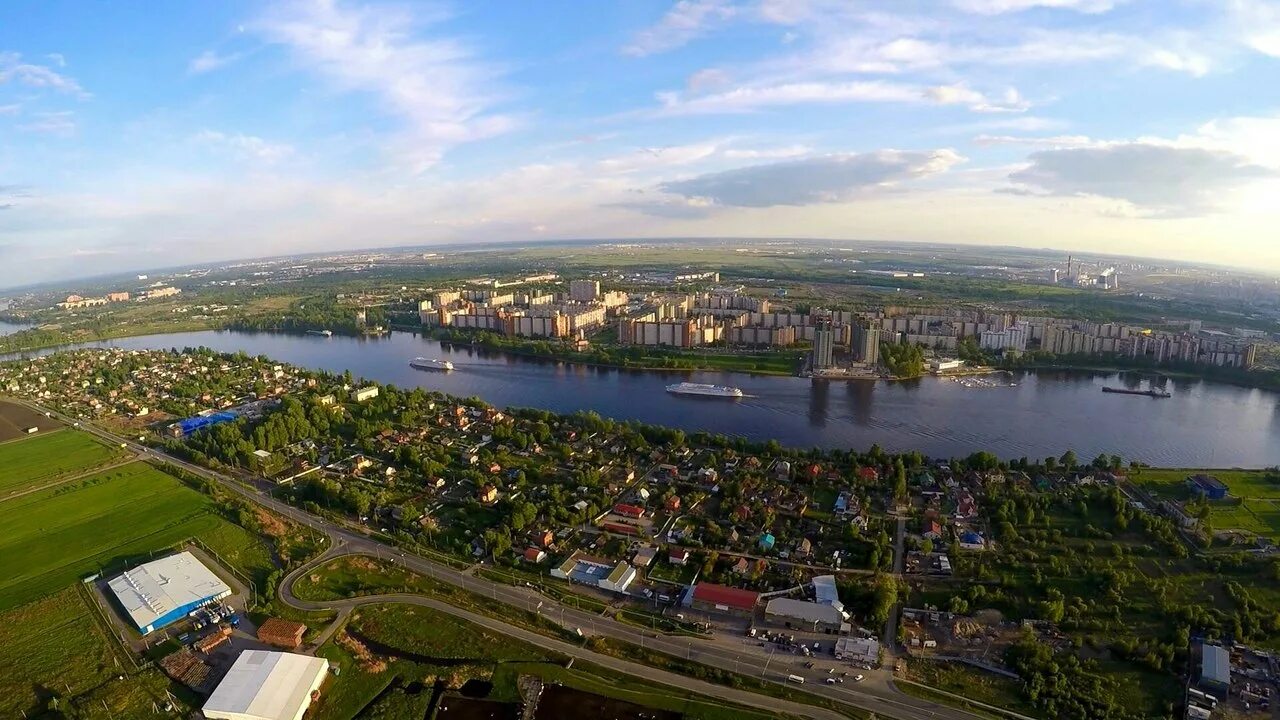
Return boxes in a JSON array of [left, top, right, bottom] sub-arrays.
[[3, 0, 1280, 287]]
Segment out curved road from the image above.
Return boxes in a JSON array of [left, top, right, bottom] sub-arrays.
[[25, 399, 996, 720]]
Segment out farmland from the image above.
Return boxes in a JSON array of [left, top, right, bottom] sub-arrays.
[[0, 428, 124, 496], [0, 586, 174, 718], [0, 460, 267, 610], [1132, 467, 1280, 540], [0, 439, 284, 719], [0, 398, 54, 440]]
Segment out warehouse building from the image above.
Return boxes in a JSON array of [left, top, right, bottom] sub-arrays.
[[107, 551, 231, 635], [690, 582, 760, 615], [764, 598, 847, 634], [203, 650, 329, 720], [1199, 642, 1231, 697]]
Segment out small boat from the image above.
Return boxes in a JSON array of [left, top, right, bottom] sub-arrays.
[[306, 329, 333, 337], [410, 357, 454, 372], [665, 382, 744, 398], [1102, 387, 1170, 398]]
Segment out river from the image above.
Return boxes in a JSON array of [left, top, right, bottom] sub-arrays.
[[0, 320, 28, 337], [6, 328, 1279, 467]]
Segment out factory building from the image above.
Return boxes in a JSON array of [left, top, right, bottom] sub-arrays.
[[107, 552, 232, 635], [202, 651, 330, 720]]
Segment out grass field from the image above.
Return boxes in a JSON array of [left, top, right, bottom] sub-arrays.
[[0, 429, 124, 496], [0, 587, 129, 717], [1133, 468, 1280, 539], [0, 461, 269, 610], [901, 659, 1039, 719], [309, 603, 787, 720]]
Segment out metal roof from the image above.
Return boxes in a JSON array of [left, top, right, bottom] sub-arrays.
[[107, 551, 231, 632], [203, 651, 329, 720], [1202, 644, 1230, 686], [692, 582, 760, 611], [765, 598, 844, 625], [812, 575, 845, 614]]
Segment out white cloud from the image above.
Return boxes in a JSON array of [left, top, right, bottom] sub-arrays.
[[0, 103, 20, 115], [658, 78, 1028, 114], [687, 67, 731, 93], [974, 134, 1096, 148], [1007, 143, 1275, 216], [0, 52, 88, 98], [253, 0, 514, 171], [18, 111, 76, 136], [188, 50, 243, 74], [45, 53, 66, 67], [655, 149, 965, 207], [926, 84, 1030, 113], [951, 0, 1122, 15], [624, 0, 738, 57], [723, 144, 812, 159], [1227, 0, 1280, 57], [195, 130, 296, 163]]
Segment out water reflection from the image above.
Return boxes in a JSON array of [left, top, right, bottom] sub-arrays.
[[5, 327, 1279, 466]]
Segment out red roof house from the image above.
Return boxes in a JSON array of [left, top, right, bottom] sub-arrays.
[[692, 583, 760, 613]]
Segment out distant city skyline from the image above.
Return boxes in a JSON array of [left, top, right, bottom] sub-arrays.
[[3, 0, 1280, 285]]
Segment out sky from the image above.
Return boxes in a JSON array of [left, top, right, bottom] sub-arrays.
[[3, 0, 1280, 287]]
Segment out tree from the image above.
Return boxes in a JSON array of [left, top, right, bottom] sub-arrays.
[[483, 528, 511, 561], [1060, 450, 1078, 471]]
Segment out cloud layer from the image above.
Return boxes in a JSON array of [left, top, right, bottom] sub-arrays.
[[1009, 143, 1277, 215], [657, 150, 964, 207]]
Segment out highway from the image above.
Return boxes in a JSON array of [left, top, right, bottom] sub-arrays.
[[26, 399, 1004, 720]]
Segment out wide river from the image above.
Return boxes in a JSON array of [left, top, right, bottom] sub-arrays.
[[5, 328, 1279, 467]]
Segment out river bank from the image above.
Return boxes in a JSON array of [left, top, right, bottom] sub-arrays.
[[419, 325, 803, 377], [5, 327, 1280, 466]]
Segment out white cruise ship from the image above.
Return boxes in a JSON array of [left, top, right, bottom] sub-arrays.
[[665, 382, 744, 398], [409, 357, 454, 372]]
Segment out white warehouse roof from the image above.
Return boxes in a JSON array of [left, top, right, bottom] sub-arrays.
[[203, 651, 330, 720], [107, 551, 231, 633], [1202, 644, 1230, 687]]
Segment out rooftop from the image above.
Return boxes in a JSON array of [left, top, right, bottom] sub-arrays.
[[692, 582, 760, 612], [107, 551, 231, 633], [765, 598, 845, 625], [203, 650, 330, 720]]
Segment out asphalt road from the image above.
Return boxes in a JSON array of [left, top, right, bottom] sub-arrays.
[[27, 400, 995, 720]]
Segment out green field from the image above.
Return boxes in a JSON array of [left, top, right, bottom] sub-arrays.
[[0, 429, 124, 496], [0, 587, 127, 717], [0, 461, 265, 610], [309, 603, 785, 720], [1133, 468, 1280, 539]]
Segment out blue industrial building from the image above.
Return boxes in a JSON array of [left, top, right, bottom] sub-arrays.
[[1187, 474, 1229, 501], [107, 552, 232, 634], [175, 411, 239, 437]]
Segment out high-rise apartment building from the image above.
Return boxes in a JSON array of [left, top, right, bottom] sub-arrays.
[[851, 319, 880, 366], [812, 322, 835, 369]]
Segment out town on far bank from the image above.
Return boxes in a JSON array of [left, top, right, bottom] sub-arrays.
[[4, 345, 1279, 720], [4, 244, 1271, 391]]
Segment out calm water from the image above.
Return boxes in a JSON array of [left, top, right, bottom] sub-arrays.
[[7, 328, 1280, 467], [0, 320, 27, 336]]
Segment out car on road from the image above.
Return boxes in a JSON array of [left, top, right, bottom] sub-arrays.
[[854, 674, 865, 682], [825, 677, 837, 685]]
